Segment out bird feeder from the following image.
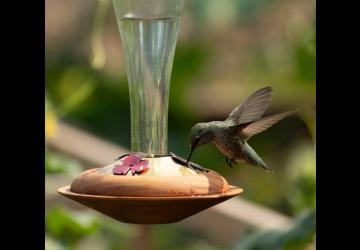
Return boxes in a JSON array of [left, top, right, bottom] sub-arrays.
[[58, 0, 243, 224]]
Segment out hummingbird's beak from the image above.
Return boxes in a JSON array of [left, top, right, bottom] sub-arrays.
[[186, 140, 199, 163]]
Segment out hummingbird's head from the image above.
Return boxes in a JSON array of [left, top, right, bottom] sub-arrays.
[[187, 123, 214, 162]]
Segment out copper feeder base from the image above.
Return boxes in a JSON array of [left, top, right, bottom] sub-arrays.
[[58, 156, 243, 224], [58, 185, 243, 224]]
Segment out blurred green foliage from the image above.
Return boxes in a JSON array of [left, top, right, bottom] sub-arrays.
[[45, 149, 82, 176], [46, 207, 99, 245], [46, 0, 315, 249], [234, 210, 315, 250]]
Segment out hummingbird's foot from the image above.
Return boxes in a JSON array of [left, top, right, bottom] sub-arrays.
[[225, 157, 231, 167], [225, 157, 237, 168]]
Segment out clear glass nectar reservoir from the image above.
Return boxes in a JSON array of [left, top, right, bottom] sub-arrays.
[[113, 0, 186, 154]]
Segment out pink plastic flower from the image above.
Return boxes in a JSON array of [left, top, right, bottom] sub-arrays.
[[113, 153, 149, 175]]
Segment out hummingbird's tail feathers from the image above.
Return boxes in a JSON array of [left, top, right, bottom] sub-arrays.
[[250, 153, 274, 173], [244, 156, 274, 173], [238, 109, 298, 140], [259, 163, 274, 173], [226, 86, 273, 125], [242, 142, 274, 173]]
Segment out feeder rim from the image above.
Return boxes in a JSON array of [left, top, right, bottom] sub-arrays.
[[58, 185, 243, 200]]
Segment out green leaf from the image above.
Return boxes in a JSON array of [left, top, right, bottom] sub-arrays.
[[46, 207, 99, 245], [45, 234, 65, 250], [45, 150, 82, 176], [233, 210, 315, 250], [58, 79, 96, 116]]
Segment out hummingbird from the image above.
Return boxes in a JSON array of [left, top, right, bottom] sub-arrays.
[[186, 86, 298, 172]]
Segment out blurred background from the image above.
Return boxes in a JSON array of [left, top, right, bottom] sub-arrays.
[[45, 0, 316, 249]]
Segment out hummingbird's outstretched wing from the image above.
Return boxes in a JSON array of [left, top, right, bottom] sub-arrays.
[[225, 86, 273, 125], [235, 109, 298, 140]]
